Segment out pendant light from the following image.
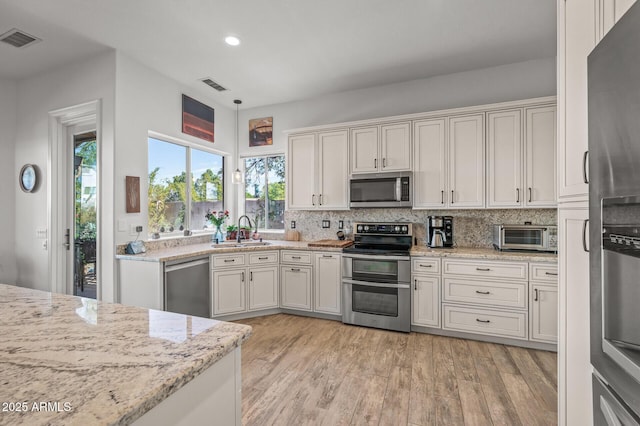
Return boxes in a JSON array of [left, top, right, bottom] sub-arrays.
[[231, 99, 244, 184]]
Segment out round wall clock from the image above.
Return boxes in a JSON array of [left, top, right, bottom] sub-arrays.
[[19, 164, 37, 193]]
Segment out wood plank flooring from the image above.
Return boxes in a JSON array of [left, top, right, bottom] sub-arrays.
[[237, 314, 557, 426]]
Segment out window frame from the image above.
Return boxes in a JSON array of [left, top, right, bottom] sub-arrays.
[[148, 132, 226, 238], [241, 153, 286, 232]]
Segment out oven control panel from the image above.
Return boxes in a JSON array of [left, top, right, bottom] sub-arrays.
[[354, 223, 412, 235]]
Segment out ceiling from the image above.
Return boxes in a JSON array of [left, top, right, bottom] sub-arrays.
[[0, 0, 556, 109]]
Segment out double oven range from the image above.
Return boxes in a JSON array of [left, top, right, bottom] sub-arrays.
[[341, 222, 412, 333]]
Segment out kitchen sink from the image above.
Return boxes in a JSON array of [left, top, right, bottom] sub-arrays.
[[211, 241, 271, 248]]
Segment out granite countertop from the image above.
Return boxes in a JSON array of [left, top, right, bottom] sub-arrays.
[[0, 284, 252, 426], [116, 240, 342, 262], [411, 246, 558, 263]]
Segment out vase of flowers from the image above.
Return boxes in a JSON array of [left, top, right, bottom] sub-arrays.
[[205, 209, 229, 243]]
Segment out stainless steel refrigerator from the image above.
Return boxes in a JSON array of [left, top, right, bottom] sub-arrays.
[[589, 2, 640, 424]]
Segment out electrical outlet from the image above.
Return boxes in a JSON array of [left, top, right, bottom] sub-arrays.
[[130, 225, 143, 235], [322, 220, 330, 228], [135, 225, 143, 233], [338, 220, 344, 230], [291, 221, 296, 229]]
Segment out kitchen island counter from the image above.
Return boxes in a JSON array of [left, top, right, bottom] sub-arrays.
[[0, 283, 251, 425]]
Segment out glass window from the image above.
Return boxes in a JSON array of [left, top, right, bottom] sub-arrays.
[[244, 155, 285, 230], [148, 137, 224, 237]]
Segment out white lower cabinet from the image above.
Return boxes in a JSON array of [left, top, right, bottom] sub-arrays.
[[314, 253, 341, 315], [212, 251, 278, 317], [530, 283, 558, 342], [280, 266, 313, 311], [248, 266, 279, 311], [411, 257, 441, 328], [442, 304, 528, 339]]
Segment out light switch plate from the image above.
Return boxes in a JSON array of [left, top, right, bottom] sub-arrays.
[[291, 221, 296, 229], [322, 220, 330, 228], [338, 220, 344, 229], [36, 228, 47, 239]]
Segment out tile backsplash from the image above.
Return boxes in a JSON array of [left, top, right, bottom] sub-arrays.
[[285, 208, 557, 248]]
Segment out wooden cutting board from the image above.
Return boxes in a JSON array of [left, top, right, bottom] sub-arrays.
[[307, 239, 353, 248], [285, 230, 301, 241]]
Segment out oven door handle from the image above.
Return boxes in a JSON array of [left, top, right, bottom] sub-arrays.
[[342, 279, 410, 289], [342, 253, 410, 261]]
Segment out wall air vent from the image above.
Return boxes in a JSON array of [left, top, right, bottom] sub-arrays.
[[201, 78, 227, 92], [0, 28, 41, 48]]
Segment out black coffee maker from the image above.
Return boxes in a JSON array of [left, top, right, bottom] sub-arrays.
[[426, 216, 453, 248]]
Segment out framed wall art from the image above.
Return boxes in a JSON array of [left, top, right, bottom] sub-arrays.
[[125, 176, 140, 213], [182, 94, 215, 143], [248, 116, 273, 147]]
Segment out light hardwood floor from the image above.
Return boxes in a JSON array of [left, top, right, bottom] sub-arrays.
[[237, 314, 557, 426]]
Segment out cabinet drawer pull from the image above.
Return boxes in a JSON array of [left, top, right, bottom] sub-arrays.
[[476, 267, 491, 271], [534, 288, 539, 302], [291, 268, 301, 272], [475, 290, 491, 295], [292, 256, 302, 259], [419, 264, 433, 268], [476, 319, 491, 323], [322, 255, 333, 258], [544, 272, 558, 276], [258, 256, 269, 260], [224, 259, 235, 263]]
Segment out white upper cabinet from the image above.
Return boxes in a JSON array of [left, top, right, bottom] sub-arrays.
[[413, 118, 448, 208], [380, 122, 412, 171], [525, 106, 557, 207], [448, 114, 485, 208], [287, 130, 349, 210], [487, 106, 557, 208], [557, 0, 595, 202], [487, 110, 523, 208], [350, 122, 411, 174], [350, 126, 378, 173], [287, 134, 316, 209], [318, 131, 349, 209]]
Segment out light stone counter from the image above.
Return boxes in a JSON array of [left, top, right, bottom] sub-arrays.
[[410, 246, 557, 263], [0, 283, 251, 426], [116, 240, 342, 262]]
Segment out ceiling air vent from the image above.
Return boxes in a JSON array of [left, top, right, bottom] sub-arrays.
[[0, 28, 41, 48], [201, 78, 227, 92]]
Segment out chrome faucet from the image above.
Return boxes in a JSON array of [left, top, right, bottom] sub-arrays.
[[237, 215, 253, 242]]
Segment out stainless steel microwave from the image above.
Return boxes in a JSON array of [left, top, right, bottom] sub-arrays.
[[349, 172, 412, 208], [492, 224, 558, 252]]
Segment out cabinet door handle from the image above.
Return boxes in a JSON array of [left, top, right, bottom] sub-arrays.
[[476, 267, 491, 272], [475, 290, 491, 295], [441, 190, 444, 204], [516, 188, 520, 203], [545, 272, 558, 276], [534, 288, 539, 302], [241, 272, 245, 282], [312, 194, 316, 206], [451, 190, 454, 204], [414, 279, 417, 291], [476, 319, 491, 324], [383, 158, 386, 168], [583, 150, 589, 184], [582, 219, 590, 252], [528, 187, 532, 203], [319, 194, 323, 205], [291, 268, 301, 272], [224, 259, 235, 263], [292, 256, 301, 259], [250, 271, 253, 281], [419, 264, 432, 268], [374, 158, 377, 169]]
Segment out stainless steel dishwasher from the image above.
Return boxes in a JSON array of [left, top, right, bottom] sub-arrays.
[[164, 256, 210, 317]]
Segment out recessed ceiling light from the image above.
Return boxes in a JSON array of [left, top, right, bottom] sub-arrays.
[[225, 36, 240, 46]]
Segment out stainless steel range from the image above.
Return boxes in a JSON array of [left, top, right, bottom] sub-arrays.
[[341, 222, 412, 332]]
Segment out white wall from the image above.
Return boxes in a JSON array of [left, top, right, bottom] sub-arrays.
[[113, 52, 236, 247], [238, 57, 556, 156], [14, 51, 116, 294], [0, 79, 17, 284]]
